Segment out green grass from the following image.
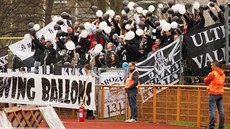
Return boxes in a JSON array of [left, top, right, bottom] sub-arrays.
[[169, 121, 230, 129], [97, 114, 126, 121], [169, 121, 197, 127]]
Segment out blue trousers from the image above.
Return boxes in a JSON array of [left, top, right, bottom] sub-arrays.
[[208, 95, 224, 129], [127, 92, 137, 120]]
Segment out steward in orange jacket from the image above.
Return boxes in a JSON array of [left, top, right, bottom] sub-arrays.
[[203, 60, 225, 129], [125, 62, 139, 122], [204, 64, 225, 95]]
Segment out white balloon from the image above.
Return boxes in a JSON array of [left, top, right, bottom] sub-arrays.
[[65, 41, 75, 50], [136, 29, 143, 36], [121, 10, 126, 15], [148, 5, 155, 12], [136, 7, 143, 14], [96, 10, 103, 17], [99, 21, 107, 30], [159, 19, 167, 27], [33, 24, 40, 31], [125, 31, 135, 40], [193, 2, 200, 9], [127, 2, 135, 10], [104, 26, 111, 34], [162, 23, 171, 31], [94, 44, 103, 54], [158, 4, 163, 9], [84, 22, 91, 30], [142, 10, 148, 16], [176, 4, 183, 9], [171, 5, 178, 12], [80, 30, 88, 38], [24, 34, 31, 40], [106, 9, 115, 18], [125, 24, 131, 30], [171, 21, 178, 29], [179, 7, 186, 14]]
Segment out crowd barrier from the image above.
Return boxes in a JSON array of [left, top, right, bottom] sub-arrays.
[[94, 84, 230, 127]]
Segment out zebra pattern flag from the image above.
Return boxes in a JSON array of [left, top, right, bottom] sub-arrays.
[[136, 37, 182, 85], [136, 37, 182, 103], [0, 47, 8, 72]]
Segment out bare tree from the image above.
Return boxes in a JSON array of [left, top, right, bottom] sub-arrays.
[[44, 0, 54, 25], [0, 0, 125, 39]]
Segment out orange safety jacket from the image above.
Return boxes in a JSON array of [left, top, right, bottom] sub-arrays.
[[125, 70, 139, 89], [204, 68, 225, 95]]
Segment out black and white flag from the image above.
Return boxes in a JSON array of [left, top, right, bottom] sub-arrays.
[[136, 37, 182, 103], [0, 47, 8, 72], [184, 23, 225, 75], [9, 17, 68, 67], [136, 37, 182, 85]]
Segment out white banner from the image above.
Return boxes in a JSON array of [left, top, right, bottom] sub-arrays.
[[99, 69, 126, 118], [0, 72, 95, 110], [39, 106, 65, 129], [9, 17, 68, 62]]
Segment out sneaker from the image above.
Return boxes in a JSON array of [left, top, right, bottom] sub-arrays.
[[125, 119, 131, 122], [125, 119, 136, 123], [129, 119, 136, 123]]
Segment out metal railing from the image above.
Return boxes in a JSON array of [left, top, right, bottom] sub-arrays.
[[95, 84, 230, 127]]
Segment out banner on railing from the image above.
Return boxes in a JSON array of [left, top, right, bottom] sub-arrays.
[[0, 47, 8, 73], [99, 68, 126, 118], [136, 37, 182, 103], [12, 65, 85, 76], [184, 23, 226, 75], [0, 73, 95, 110]]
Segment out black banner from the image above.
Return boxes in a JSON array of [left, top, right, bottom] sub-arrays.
[[136, 38, 181, 85], [184, 23, 226, 75], [0, 47, 8, 72]]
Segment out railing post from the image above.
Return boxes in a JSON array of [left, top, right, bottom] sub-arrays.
[[72, 109, 76, 118], [116, 87, 119, 119], [197, 87, 201, 127], [153, 86, 157, 123], [101, 86, 105, 119], [176, 87, 181, 121]]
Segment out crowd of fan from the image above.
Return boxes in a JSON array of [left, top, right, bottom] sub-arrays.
[[30, 1, 227, 73]]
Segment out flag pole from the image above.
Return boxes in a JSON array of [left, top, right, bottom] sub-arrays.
[[179, 35, 184, 85], [224, 6, 229, 64]]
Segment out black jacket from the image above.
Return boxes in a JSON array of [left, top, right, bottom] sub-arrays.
[[32, 38, 45, 62], [76, 36, 90, 55], [44, 45, 56, 65], [126, 70, 139, 93]]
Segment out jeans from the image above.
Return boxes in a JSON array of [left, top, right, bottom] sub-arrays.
[[127, 92, 137, 120], [208, 95, 224, 129]]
